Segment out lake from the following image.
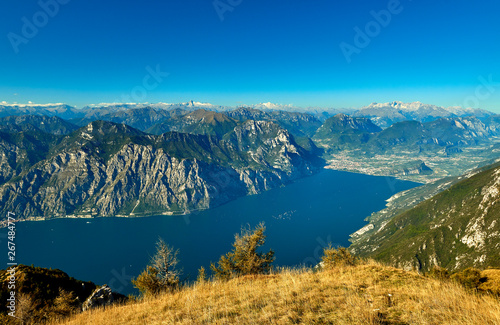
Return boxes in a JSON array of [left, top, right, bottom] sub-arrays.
[[7, 170, 419, 295]]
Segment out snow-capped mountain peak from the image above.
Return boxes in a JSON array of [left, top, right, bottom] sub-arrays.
[[355, 101, 496, 128]]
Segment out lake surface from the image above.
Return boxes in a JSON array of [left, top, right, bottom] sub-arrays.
[[7, 170, 419, 295]]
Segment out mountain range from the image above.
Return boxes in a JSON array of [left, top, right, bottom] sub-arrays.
[[4, 101, 492, 160], [0, 101, 499, 276], [1, 101, 500, 273], [4, 100, 494, 124], [354, 101, 495, 128], [314, 113, 499, 155], [0, 116, 322, 224]]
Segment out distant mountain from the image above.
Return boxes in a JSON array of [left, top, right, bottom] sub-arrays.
[[82, 101, 231, 112], [79, 102, 353, 121], [0, 127, 59, 184], [445, 106, 496, 119], [69, 106, 322, 140], [226, 107, 323, 138], [485, 114, 500, 133], [146, 109, 239, 137], [354, 101, 495, 128], [0, 103, 83, 119], [0, 115, 79, 183], [0, 120, 322, 223], [161, 100, 232, 112], [314, 115, 498, 155], [225, 107, 272, 121], [315, 113, 381, 135], [369, 117, 494, 153], [70, 107, 184, 131], [313, 114, 381, 149], [249, 102, 356, 118], [0, 115, 78, 135], [350, 161, 500, 272], [2, 101, 495, 126]]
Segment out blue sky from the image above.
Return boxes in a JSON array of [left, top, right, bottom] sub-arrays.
[[1, 0, 500, 111]]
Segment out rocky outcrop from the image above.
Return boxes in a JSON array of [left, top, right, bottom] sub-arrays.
[[388, 161, 433, 176], [82, 285, 117, 311]]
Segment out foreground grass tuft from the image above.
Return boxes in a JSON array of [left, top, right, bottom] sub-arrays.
[[55, 260, 500, 325]]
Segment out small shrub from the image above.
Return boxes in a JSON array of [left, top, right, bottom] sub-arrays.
[[211, 223, 275, 280], [197, 266, 207, 283], [132, 266, 164, 296], [51, 288, 80, 317], [427, 266, 450, 280], [451, 267, 482, 290], [16, 293, 36, 324], [321, 245, 358, 268]]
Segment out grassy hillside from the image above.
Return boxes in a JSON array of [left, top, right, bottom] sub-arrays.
[[351, 162, 500, 272], [0, 265, 98, 324], [55, 261, 500, 325]]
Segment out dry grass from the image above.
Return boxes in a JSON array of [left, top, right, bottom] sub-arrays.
[[480, 269, 500, 296], [56, 260, 500, 325]]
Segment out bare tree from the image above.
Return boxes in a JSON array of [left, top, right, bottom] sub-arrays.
[[132, 238, 181, 295]]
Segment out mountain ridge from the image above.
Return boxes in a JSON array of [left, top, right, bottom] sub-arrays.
[[0, 119, 322, 224], [350, 161, 500, 272]]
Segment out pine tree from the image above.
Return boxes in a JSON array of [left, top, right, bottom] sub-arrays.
[[211, 223, 274, 280]]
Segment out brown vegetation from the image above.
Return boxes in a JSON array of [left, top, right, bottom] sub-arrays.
[[55, 260, 500, 325]]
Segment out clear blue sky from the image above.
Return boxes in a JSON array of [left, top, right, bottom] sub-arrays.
[[1, 0, 500, 111]]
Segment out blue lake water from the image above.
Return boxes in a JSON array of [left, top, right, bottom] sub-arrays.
[[7, 170, 419, 295]]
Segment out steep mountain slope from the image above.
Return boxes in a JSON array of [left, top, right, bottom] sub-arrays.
[[0, 120, 322, 223], [485, 114, 500, 133], [0, 265, 97, 319], [0, 128, 60, 184], [350, 162, 500, 272]]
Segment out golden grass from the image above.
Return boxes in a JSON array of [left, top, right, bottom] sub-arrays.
[[56, 260, 500, 325], [480, 269, 500, 296]]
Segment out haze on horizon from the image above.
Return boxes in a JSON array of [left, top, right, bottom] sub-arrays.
[[1, 0, 500, 112]]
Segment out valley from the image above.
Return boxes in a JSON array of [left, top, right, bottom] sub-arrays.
[[1, 100, 500, 275], [324, 140, 500, 183], [1, 100, 500, 324]]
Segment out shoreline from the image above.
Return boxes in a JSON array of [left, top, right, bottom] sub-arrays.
[[1, 167, 424, 229], [0, 208, 211, 229]]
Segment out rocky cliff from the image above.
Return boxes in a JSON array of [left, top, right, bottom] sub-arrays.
[[0, 120, 322, 223]]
